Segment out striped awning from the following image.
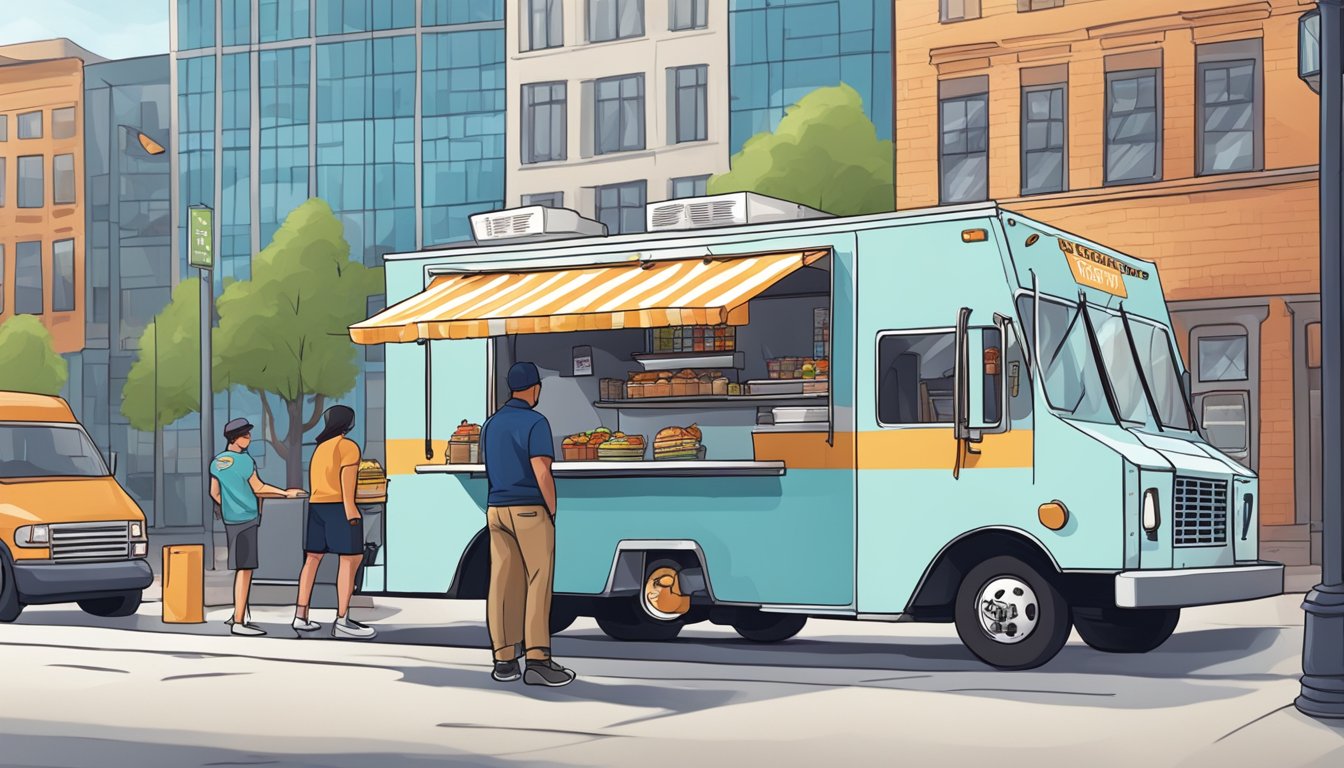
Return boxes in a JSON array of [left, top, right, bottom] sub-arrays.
[[350, 249, 828, 344]]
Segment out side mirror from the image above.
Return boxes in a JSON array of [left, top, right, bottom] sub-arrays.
[[953, 307, 973, 441], [108, 451, 119, 476]]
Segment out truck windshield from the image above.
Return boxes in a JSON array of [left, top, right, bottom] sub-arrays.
[[1018, 296, 1193, 431], [0, 424, 109, 479]]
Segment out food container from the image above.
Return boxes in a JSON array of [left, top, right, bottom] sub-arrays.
[[712, 377, 729, 396], [356, 459, 389, 502], [625, 381, 644, 399], [598, 443, 646, 461], [648, 381, 672, 398], [748, 379, 804, 395], [728, 383, 742, 396], [671, 378, 694, 397], [448, 439, 480, 464], [772, 406, 829, 424], [802, 381, 829, 394]]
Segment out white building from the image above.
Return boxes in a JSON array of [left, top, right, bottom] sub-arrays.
[[505, 0, 729, 233]]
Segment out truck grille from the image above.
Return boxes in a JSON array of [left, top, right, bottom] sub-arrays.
[[1173, 477, 1229, 547], [49, 521, 131, 561]]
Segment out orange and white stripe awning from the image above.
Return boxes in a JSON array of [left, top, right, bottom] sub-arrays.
[[350, 249, 828, 344]]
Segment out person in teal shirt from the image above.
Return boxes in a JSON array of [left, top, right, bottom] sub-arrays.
[[208, 418, 304, 636]]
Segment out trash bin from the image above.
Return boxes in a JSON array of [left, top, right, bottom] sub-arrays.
[[162, 544, 205, 624]]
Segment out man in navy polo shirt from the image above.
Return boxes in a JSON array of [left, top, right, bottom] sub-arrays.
[[480, 361, 575, 688]]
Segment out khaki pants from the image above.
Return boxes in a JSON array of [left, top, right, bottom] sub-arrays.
[[486, 505, 555, 662]]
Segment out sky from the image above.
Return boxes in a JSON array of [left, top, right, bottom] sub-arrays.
[[0, 0, 169, 60]]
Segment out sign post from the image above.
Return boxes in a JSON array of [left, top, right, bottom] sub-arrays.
[[189, 206, 216, 571]]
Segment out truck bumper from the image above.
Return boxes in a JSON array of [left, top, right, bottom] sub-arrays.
[[1115, 563, 1284, 609], [13, 559, 154, 604]]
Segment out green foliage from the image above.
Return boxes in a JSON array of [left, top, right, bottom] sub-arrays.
[[708, 83, 894, 216], [0, 315, 68, 396], [121, 278, 212, 433]]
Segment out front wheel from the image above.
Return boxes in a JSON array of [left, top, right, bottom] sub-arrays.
[[0, 553, 22, 622], [1073, 607, 1180, 653], [78, 591, 142, 618], [954, 556, 1071, 670]]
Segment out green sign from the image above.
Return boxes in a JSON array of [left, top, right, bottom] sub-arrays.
[[189, 207, 214, 270]]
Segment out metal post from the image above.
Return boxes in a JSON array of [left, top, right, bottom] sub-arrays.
[[200, 269, 215, 571], [1298, 0, 1344, 721]]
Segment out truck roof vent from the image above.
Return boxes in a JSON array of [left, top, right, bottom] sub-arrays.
[[646, 192, 832, 232], [470, 206, 607, 243]]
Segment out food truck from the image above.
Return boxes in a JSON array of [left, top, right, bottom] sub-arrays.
[[350, 194, 1283, 670]]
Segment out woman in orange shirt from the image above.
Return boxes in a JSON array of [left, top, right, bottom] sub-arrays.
[[293, 405, 376, 639]]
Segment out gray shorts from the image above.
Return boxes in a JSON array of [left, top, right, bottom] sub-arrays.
[[225, 519, 260, 571]]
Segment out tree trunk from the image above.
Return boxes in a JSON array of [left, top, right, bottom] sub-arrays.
[[284, 396, 304, 488]]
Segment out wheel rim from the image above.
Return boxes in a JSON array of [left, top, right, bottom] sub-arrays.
[[640, 567, 689, 621], [975, 575, 1040, 645]]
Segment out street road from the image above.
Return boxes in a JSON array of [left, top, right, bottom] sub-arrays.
[[0, 594, 1341, 768]]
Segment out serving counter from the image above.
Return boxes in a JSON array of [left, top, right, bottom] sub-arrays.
[[416, 460, 785, 478]]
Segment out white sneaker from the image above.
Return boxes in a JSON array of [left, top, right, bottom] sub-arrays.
[[224, 611, 252, 627], [332, 616, 376, 640], [292, 616, 321, 632], [230, 623, 266, 637]]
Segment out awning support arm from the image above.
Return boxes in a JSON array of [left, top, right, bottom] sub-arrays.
[[420, 339, 433, 461]]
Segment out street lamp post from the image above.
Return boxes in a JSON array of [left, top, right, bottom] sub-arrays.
[[1298, 1, 1344, 720]]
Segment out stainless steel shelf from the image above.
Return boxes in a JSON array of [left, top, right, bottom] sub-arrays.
[[594, 393, 828, 409], [416, 460, 786, 478], [631, 351, 746, 371]]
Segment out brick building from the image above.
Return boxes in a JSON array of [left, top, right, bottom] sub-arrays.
[[894, 0, 1321, 564]]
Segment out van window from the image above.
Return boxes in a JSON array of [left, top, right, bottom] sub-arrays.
[[877, 331, 956, 425], [0, 425, 108, 479]]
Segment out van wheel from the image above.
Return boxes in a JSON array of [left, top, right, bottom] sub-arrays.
[[954, 555, 1071, 670], [1073, 607, 1180, 653], [550, 597, 580, 635], [0, 551, 23, 622], [78, 591, 142, 618], [732, 611, 807, 643], [596, 559, 688, 642]]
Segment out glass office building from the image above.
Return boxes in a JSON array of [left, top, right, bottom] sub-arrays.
[[172, 0, 505, 502], [728, 0, 892, 152]]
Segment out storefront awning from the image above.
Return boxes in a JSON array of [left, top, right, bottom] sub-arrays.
[[350, 249, 828, 344]]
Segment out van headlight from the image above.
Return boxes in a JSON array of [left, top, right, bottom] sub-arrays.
[[1142, 488, 1161, 541], [14, 524, 50, 547], [130, 521, 145, 539]]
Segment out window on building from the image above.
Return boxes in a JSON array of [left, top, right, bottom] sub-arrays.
[[0, 115, 7, 141], [1197, 335, 1249, 382], [670, 0, 707, 31], [17, 155, 43, 208], [0, 158, 5, 207], [51, 107, 75, 140], [522, 191, 564, 208], [877, 332, 956, 425], [670, 65, 708, 144], [670, 175, 709, 199], [523, 82, 567, 164], [178, 0, 217, 49], [939, 77, 989, 203], [53, 154, 75, 205], [17, 111, 42, 140], [52, 239, 75, 313], [595, 180, 646, 234], [1018, 0, 1064, 11], [594, 73, 645, 154], [15, 241, 42, 315], [588, 0, 644, 43], [258, 0, 310, 43], [1021, 83, 1067, 195], [223, 0, 252, 45], [1105, 67, 1162, 185], [941, 0, 982, 22], [527, 0, 563, 50], [1200, 391, 1250, 461], [1197, 40, 1263, 176]]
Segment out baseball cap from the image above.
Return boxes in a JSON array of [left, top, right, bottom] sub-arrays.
[[507, 361, 542, 391], [223, 417, 254, 439]]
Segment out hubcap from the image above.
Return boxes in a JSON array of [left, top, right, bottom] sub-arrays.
[[641, 567, 690, 621], [975, 576, 1040, 645]]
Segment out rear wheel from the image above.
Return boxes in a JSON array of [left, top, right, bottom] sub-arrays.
[[0, 551, 23, 622], [549, 597, 580, 635], [1073, 607, 1180, 653], [732, 611, 807, 643], [954, 555, 1071, 670], [596, 559, 689, 642], [78, 591, 142, 618]]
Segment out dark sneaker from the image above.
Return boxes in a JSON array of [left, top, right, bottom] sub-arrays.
[[491, 660, 521, 683], [524, 659, 576, 687]]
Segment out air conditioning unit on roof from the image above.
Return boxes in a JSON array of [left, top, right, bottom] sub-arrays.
[[646, 192, 832, 232], [470, 206, 607, 243]]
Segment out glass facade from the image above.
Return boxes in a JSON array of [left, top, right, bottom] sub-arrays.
[[177, 54, 215, 267], [223, 0, 251, 46], [221, 52, 251, 283], [259, 0, 310, 43], [259, 46, 311, 247], [177, 0, 217, 50], [728, 0, 893, 152], [423, 0, 502, 27]]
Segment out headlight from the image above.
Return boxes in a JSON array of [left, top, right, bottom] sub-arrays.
[[14, 524, 50, 547], [130, 521, 144, 539], [1142, 488, 1161, 541], [132, 542, 148, 558]]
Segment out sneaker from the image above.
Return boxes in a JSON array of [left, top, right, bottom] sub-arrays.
[[224, 611, 252, 627], [524, 659, 576, 687], [332, 616, 376, 640], [230, 623, 266, 637], [292, 616, 321, 632], [491, 660, 521, 683]]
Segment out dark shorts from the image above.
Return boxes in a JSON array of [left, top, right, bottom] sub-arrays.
[[225, 519, 260, 571], [304, 502, 364, 555]]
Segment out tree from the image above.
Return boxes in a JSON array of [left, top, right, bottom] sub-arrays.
[[0, 315, 68, 396], [708, 83, 894, 216], [215, 198, 383, 487], [121, 277, 213, 432]]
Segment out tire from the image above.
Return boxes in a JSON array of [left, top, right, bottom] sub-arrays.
[[732, 611, 807, 643], [77, 591, 142, 618], [0, 551, 22, 623], [954, 555, 1071, 670], [550, 597, 580, 635], [596, 559, 689, 642], [1073, 607, 1180, 653]]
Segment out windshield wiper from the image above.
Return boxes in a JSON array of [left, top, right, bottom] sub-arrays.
[[1078, 293, 1125, 426], [1118, 303, 1164, 433]]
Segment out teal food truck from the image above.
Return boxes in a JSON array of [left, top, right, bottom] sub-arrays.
[[351, 195, 1283, 670]]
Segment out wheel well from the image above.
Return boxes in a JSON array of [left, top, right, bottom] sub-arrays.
[[608, 549, 705, 596], [905, 529, 1061, 622], [446, 528, 490, 599]]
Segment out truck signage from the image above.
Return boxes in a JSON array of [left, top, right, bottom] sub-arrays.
[[1059, 237, 1147, 298]]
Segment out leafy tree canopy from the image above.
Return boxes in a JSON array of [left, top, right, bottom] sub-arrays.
[[0, 315, 68, 396]]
